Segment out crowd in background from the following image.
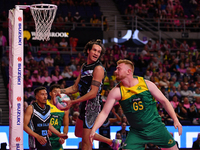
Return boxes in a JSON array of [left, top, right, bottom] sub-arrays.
[[0, 0, 200, 148]]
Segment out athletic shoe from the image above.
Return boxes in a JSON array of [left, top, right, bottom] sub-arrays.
[[111, 139, 122, 150]]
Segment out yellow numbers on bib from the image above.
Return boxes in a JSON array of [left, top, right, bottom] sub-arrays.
[[50, 118, 58, 126], [133, 101, 144, 111]]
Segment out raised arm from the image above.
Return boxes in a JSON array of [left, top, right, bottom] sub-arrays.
[[146, 80, 182, 135]]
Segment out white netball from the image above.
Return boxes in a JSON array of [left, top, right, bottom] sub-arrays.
[[54, 94, 70, 110]]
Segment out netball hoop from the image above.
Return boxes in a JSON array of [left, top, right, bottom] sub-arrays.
[[30, 4, 57, 41]]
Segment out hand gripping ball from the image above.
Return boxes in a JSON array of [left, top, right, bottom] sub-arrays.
[[54, 94, 70, 110]]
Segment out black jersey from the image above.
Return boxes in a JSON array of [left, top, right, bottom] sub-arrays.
[[78, 60, 105, 128], [28, 102, 52, 150], [78, 59, 104, 96]]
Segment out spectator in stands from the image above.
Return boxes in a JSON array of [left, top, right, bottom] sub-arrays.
[[171, 39, 178, 51], [180, 40, 190, 52], [24, 84, 35, 105], [40, 70, 52, 86], [144, 70, 152, 80], [31, 70, 42, 86], [79, 56, 86, 65], [55, 14, 65, 30], [59, 38, 68, 51], [40, 40, 50, 51], [169, 58, 180, 77], [44, 52, 54, 67], [26, 58, 38, 74], [38, 60, 47, 75], [25, 51, 34, 64], [70, 37, 78, 52], [61, 65, 73, 80], [90, 13, 100, 27], [125, 4, 134, 25], [178, 62, 186, 79], [115, 107, 125, 125], [69, 57, 76, 71], [102, 16, 109, 31], [137, 54, 148, 69], [159, 75, 170, 90], [169, 95, 183, 121], [72, 64, 81, 78], [103, 56, 111, 71], [169, 85, 181, 101], [73, 12, 85, 27], [160, 86, 169, 100], [49, 39, 59, 51], [172, 76, 181, 89], [161, 66, 171, 80], [51, 70, 63, 84], [24, 74, 33, 89], [34, 51, 44, 63], [193, 97, 200, 123], [141, 45, 151, 61], [51, 65, 61, 76], [193, 88, 200, 98], [180, 84, 194, 102], [146, 39, 153, 51], [120, 45, 127, 59], [153, 39, 162, 52], [1, 50, 9, 67], [179, 96, 192, 120], [54, 52, 65, 66], [163, 40, 171, 51], [116, 122, 128, 145], [192, 133, 200, 148], [188, 62, 196, 76]]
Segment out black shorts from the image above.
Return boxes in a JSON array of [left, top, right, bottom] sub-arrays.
[[79, 96, 102, 129]]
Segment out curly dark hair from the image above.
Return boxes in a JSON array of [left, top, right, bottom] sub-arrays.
[[83, 39, 105, 57]]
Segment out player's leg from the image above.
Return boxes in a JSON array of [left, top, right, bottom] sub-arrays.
[[82, 128, 92, 150], [75, 118, 83, 137]]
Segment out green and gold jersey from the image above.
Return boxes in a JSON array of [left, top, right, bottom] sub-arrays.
[[47, 100, 65, 138], [119, 76, 162, 131]]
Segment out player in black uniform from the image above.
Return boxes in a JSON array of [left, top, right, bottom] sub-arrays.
[[24, 86, 68, 150], [60, 40, 121, 150]]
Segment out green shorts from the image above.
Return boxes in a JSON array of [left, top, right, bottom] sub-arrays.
[[123, 124, 176, 150], [50, 137, 63, 150]]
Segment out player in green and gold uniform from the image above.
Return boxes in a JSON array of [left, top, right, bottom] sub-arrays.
[[90, 59, 182, 150], [47, 84, 69, 150]]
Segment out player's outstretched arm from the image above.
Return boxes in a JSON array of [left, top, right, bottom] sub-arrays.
[[49, 123, 68, 139], [90, 87, 121, 146], [146, 80, 182, 135]]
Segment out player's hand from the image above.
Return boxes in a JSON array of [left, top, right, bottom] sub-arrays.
[[174, 120, 182, 136], [58, 138, 65, 144], [89, 130, 95, 147], [48, 130, 52, 136], [58, 133, 68, 139], [36, 135, 47, 145], [52, 93, 62, 105], [62, 100, 72, 111]]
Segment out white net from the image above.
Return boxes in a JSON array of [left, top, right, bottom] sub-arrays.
[[30, 4, 57, 41]]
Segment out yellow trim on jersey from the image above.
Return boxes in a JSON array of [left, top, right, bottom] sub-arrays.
[[120, 76, 148, 101], [46, 100, 64, 113]]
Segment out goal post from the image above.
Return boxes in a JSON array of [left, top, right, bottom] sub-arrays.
[[8, 4, 57, 150], [8, 7, 24, 150]]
